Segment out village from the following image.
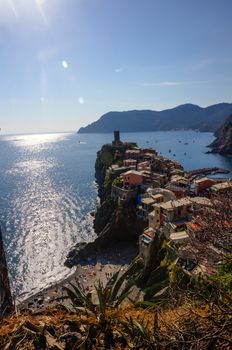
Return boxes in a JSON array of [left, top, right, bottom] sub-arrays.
[[107, 131, 232, 275]]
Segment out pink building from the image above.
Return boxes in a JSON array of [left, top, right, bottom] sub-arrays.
[[123, 170, 144, 187]]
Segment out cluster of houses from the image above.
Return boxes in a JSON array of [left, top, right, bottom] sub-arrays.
[[108, 132, 232, 273]]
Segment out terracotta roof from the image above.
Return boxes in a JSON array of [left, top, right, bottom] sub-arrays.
[[187, 221, 201, 232]]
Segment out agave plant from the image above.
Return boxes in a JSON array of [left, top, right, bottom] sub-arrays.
[[63, 281, 95, 314], [64, 270, 135, 316], [118, 313, 157, 349], [95, 270, 135, 324]]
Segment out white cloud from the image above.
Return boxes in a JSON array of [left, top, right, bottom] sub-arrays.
[[62, 60, 69, 69], [78, 97, 84, 104], [40, 97, 45, 104], [160, 81, 182, 86], [115, 68, 122, 73], [140, 81, 183, 87]]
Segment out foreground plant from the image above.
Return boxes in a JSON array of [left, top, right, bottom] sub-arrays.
[[1, 260, 231, 349]]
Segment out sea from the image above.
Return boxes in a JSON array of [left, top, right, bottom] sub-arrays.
[[0, 131, 231, 301]]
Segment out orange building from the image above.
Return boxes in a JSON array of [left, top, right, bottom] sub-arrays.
[[122, 170, 144, 187]]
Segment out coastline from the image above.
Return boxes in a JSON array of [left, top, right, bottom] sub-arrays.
[[19, 241, 138, 311], [17, 136, 231, 311]]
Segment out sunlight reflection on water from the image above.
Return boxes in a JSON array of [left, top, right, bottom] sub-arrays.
[[4, 133, 69, 147], [0, 133, 97, 301], [0, 131, 231, 302]]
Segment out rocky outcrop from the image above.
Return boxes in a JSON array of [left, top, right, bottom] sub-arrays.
[[65, 142, 145, 268], [209, 114, 232, 155], [65, 202, 146, 267]]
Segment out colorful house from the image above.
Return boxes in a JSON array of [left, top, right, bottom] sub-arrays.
[[139, 227, 155, 265], [194, 177, 216, 195], [122, 170, 144, 187]]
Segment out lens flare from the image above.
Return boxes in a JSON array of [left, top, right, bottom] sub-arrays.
[[62, 60, 69, 69]]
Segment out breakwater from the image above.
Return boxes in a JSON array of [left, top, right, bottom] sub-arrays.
[[187, 167, 230, 180]]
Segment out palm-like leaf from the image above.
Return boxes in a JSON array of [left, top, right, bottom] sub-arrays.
[[63, 281, 95, 312], [108, 271, 135, 306]]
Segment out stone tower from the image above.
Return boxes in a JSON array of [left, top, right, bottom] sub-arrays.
[[114, 130, 120, 143], [112, 130, 122, 146]]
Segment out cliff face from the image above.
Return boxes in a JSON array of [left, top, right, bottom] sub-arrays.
[[65, 142, 145, 267], [94, 144, 114, 204], [209, 114, 232, 155]]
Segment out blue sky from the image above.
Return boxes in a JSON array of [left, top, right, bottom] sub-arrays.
[[0, 0, 232, 133]]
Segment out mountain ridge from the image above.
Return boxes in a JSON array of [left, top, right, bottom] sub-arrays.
[[78, 102, 232, 133]]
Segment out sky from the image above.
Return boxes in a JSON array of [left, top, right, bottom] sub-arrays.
[[0, 0, 232, 133]]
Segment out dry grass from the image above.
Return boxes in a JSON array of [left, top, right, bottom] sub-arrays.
[[0, 305, 156, 349], [1, 301, 231, 349]]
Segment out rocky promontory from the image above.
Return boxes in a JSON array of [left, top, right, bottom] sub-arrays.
[[65, 141, 145, 267], [209, 114, 232, 155]]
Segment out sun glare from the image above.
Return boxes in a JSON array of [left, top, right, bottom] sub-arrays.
[[7, 0, 18, 17], [62, 60, 69, 69], [3, 0, 48, 23]]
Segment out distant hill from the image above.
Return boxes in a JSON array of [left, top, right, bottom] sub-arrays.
[[209, 114, 232, 155], [78, 103, 232, 133]]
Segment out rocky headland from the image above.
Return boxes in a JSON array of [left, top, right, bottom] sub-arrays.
[[65, 142, 145, 268], [209, 114, 232, 155]]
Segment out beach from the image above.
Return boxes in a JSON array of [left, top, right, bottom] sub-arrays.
[[19, 242, 139, 312]]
